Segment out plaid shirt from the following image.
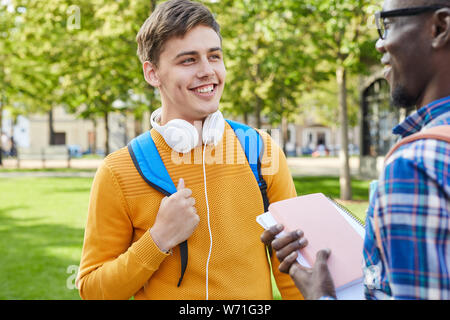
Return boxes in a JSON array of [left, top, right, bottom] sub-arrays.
[[363, 96, 450, 300]]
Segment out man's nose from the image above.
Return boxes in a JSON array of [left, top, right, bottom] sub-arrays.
[[197, 58, 215, 78], [375, 38, 386, 53]]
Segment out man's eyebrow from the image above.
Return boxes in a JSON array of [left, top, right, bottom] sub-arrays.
[[174, 51, 198, 60], [209, 47, 222, 53], [174, 47, 222, 60]]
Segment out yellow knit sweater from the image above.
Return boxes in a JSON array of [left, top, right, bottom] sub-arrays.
[[78, 122, 303, 300]]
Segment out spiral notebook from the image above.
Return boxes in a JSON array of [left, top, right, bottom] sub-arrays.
[[256, 193, 365, 300]]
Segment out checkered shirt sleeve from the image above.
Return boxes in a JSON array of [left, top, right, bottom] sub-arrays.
[[364, 127, 450, 299]]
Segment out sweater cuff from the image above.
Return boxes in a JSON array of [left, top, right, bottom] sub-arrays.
[[130, 230, 170, 271]]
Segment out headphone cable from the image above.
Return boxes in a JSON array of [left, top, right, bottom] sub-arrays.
[[203, 143, 213, 300]]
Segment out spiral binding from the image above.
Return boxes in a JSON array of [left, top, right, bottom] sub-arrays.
[[326, 196, 365, 227]]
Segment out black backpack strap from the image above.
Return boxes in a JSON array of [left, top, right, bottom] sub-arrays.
[[258, 160, 272, 258], [177, 241, 188, 287], [257, 156, 270, 213]]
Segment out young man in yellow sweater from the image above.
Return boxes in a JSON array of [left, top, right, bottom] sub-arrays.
[[77, 0, 305, 300]]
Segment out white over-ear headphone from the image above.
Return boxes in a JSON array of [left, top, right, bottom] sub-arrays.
[[151, 107, 224, 299], [150, 108, 225, 154]]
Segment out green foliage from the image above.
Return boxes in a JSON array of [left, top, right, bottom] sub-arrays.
[[213, 0, 320, 125], [60, 0, 158, 120], [292, 0, 381, 127], [211, 0, 381, 126], [2, 0, 382, 133], [297, 75, 362, 127]]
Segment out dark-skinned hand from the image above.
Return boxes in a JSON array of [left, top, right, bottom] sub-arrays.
[[260, 224, 337, 300]]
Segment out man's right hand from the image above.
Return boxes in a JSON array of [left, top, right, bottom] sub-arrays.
[[150, 178, 199, 252], [285, 249, 337, 300], [261, 224, 336, 300]]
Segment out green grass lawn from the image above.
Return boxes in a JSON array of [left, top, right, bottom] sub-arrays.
[[0, 177, 91, 299], [293, 176, 370, 223], [0, 174, 370, 300]]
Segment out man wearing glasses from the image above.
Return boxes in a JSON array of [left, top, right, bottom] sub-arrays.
[[261, 0, 450, 300]]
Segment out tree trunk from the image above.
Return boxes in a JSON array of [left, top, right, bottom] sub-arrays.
[[104, 111, 109, 156], [123, 112, 128, 146], [0, 96, 3, 166], [49, 108, 55, 145], [252, 56, 262, 129], [337, 66, 352, 200], [92, 118, 97, 155], [281, 115, 288, 155], [255, 96, 262, 129], [134, 114, 143, 138]]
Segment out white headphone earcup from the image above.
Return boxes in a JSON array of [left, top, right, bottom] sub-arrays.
[[150, 108, 199, 154], [164, 120, 199, 153], [202, 111, 225, 146]]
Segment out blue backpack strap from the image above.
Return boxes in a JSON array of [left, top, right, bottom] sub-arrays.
[[127, 131, 188, 287], [128, 131, 177, 196], [225, 119, 270, 212]]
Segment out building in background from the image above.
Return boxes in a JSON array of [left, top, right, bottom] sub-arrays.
[[238, 113, 360, 158], [3, 105, 361, 160], [1, 106, 153, 157], [359, 72, 414, 179]]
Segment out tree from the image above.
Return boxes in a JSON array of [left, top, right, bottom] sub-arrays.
[[60, 0, 159, 154], [0, 3, 15, 164], [212, 0, 317, 129], [0, 0, 88, 149], [293, 0, 379, 200], [212, 1, 380, 200], [0, 1, 31, 163], [3, 0, 382, 171], [3, 0, 161, 155]]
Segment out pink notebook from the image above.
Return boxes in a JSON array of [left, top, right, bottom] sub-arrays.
[[257, 193, 364, 291]]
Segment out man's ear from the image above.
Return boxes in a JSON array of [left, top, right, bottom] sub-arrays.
[[431, 8, 450, 49], [143, 61, 160, 87]]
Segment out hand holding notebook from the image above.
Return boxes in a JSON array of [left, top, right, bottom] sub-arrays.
[[257, 193, 365, 299]]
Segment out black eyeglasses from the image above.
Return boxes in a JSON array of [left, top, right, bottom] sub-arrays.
[[375, 5, 450, 40]]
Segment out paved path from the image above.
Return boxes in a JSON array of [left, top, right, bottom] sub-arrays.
[[0, 170, 97, 178], [1, 158, 103, 170], [0, 158, 102, 178], [287, 157, 360, 177], [0, 157, 360, 178]]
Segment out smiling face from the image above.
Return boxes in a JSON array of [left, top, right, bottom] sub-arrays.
[[144, 25, 226, 124], [375, 0, 448, 108]]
